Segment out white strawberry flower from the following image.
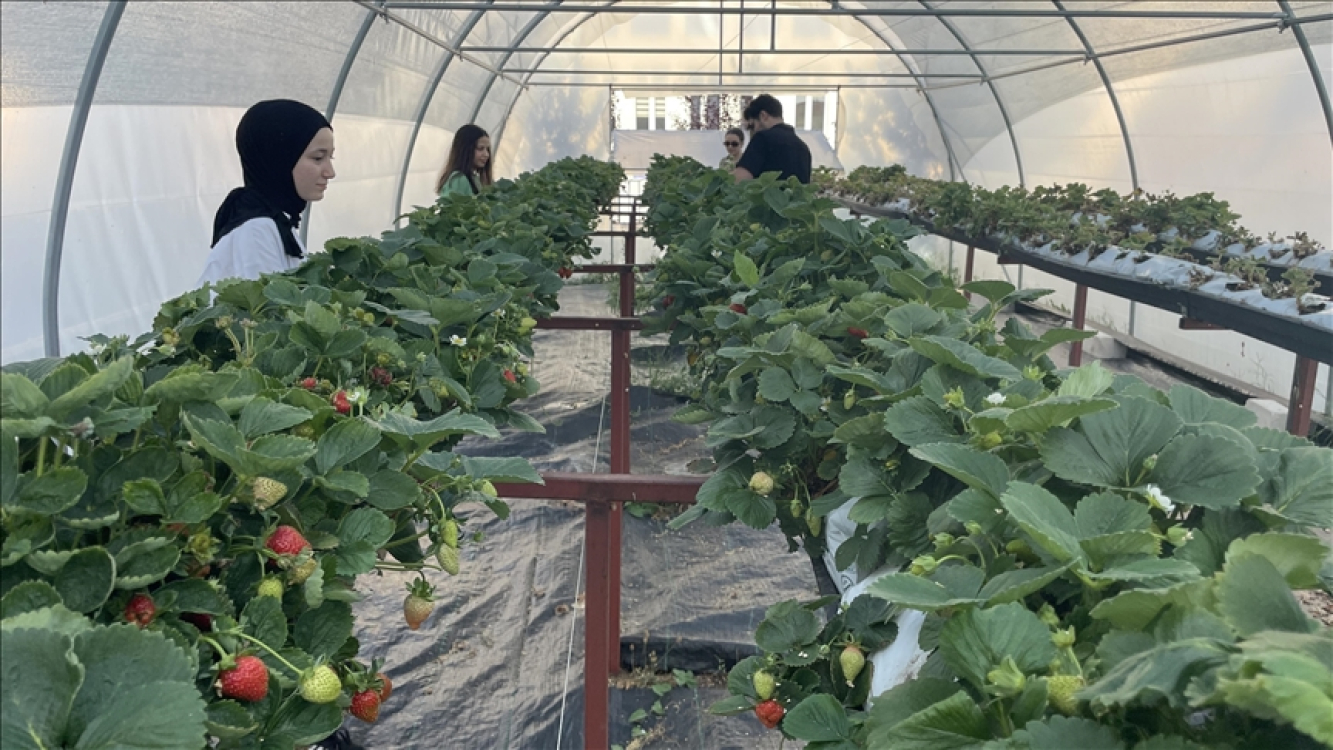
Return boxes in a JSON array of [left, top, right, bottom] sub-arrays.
[[1144, 484, 1175, 513], [985, 392, 1006, 406], [346, 387, 369, 405], [449, 335, 468, 347]]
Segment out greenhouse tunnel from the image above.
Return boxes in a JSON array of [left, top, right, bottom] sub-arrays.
[[2, 2, 1333, 748]]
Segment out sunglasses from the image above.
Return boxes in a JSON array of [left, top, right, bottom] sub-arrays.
[[724, 140, 741, 147]]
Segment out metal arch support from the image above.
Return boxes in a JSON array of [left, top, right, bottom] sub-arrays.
[[831, 1, 960, 182], [1052, 0, 1142, 341], [392, 3, 494, 226], [489, 0, 965, 181], [1053, 0, 1138, 190], [918, 0, 1025, 187], [302, 0, 384, 247], [466, 1, 565, 127], [42, 0, 127, 357], [1278, 0, 1333, 149], [491, 9, 597, 149]]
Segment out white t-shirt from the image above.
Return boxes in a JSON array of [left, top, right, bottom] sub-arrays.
[[198, 217, 305, 287]]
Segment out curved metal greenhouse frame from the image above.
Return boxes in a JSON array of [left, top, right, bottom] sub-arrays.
[[31, 0, 1333, 356]]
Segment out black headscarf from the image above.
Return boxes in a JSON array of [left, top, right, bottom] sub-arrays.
[[212, 99, 332, 258]]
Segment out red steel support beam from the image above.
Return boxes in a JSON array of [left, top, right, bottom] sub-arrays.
[[583, 498, 611, 750], [1287, 355, 1318, 437], [1070, 283, 1089, 367], [492, 473, 706, 504], [962, 245, 975, 301], [606, 205, 636, 676], [535, 316, 643, 331]]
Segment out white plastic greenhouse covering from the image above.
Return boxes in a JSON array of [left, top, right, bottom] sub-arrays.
[[2, 0, 1330, 413]]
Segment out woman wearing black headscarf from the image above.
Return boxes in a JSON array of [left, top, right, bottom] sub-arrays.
[[198, 99, 335, 286]]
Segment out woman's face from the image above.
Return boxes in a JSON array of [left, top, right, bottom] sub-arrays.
[[473, 136, 492, 170], [292, 128, 336, 202], [724, 134, 743, 157]]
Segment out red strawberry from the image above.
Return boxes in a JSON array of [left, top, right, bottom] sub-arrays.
[[729, 303, 747, 314], [755, 699, 784, 729], [557, 267, 574, 279], [181, 612, 213, 632], [218, 655, 269, 702], [661, 295, 676, 308], [847, 327, 869, 339], [369, 367, 393, 387], [300, 377, 318, 390], [124, 593, 155, 629], [377, 674, 393, 701], [331, 391, 351, 415], [350, 689, 381, 723], [503, 369, 517, 383], [266, 525, 311, 557]]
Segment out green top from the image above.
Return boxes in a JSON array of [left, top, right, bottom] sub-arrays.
[[439, 171, 476, 198]]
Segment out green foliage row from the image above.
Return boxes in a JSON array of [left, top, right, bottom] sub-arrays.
[[0, 156, 625, 750], [641, 156, 1333, 749]]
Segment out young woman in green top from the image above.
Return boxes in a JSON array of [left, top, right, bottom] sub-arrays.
[[435, 124, 493, 197]]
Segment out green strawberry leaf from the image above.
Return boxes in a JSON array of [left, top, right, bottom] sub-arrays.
[[939, 602, 1056, 691], [65, 624, 196, 741], [1013, 716, 1125, 750], [1081, 640, 1229, 710], [782, 694, 853, 742], [1006, 396, 1117, 434], [1223, 533, 1327, 589], [238, 397, 313, 440], [1166, 384, 1256, 428], [910, 443, 1009, 499], [314, 418, 382, 475], [0, 580, 63, 619], [754, 600, 821, 653], [1148, 433, 1261, 510], [54, 548, 116, 613], [869, 690, 990, 750], [910, 336, 1022, 381], [999, 482, 1085, 565], [294, 601, 353, 660], [1040, 397, 1181, 488], [1257, 447, 1333, 527], [1074, 491, 1152, 538], [17, 467, 88, 516], [883, 396, 963, 447], [0, 627, 82, 749], [1216, 553, 1314, 636], [1057, 361, 1116, 398]]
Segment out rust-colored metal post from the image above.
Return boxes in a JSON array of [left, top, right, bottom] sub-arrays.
[[583, 498, 611, 749], [1070, 283, 1089, 367], [1287, 356, 1318, 437], [605, 202, 636, 676], [962, 244, 975, 301]]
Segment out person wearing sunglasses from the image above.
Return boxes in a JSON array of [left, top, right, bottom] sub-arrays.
[[732, 94, 812, 184], [718, 128, 746, 172]]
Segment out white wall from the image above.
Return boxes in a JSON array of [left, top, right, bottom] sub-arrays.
[[959, 46, 1332, 415]]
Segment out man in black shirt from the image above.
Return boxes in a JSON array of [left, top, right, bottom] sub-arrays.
[[733, 94, 813, 184]]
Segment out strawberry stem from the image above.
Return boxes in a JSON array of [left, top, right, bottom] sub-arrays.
[[230, 631, 302, 675]]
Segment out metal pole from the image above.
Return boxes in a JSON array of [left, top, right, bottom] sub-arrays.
[[459, 45, 1092, 55], [302, 1, 383, 247], [384, 3, 1288, 20], [491, 10, 597, 149], [1278, 0, 1333, 149], [464, 1, 560, 126], [1287, 356, 1318, 436], [352, 0, 528, 87], [43, 0, 126, 357], [503, 68, 982, 78], [1070, 283, 1089, 367], [522, 81, 922, 89], [392, 6, 492, 226], [919, 0, 1025, 188], [583, 498, 612, 748], [921, 15, 1333, 94]]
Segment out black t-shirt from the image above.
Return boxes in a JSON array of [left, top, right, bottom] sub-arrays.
[[735, 123, 812, 184]]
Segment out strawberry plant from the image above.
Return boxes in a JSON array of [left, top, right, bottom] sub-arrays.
[[1, 157, 624, 748], [641, 158, 1333, 749]]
